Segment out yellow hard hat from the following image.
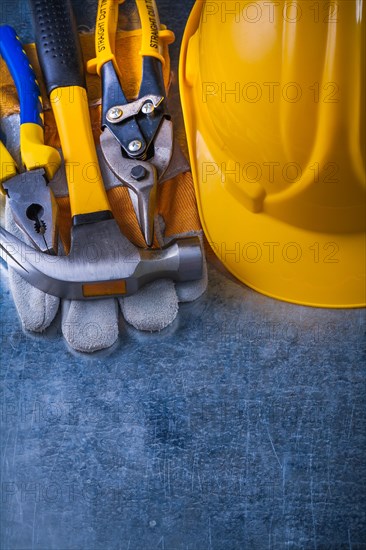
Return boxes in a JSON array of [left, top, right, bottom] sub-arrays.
[[180, 0, 366, 307]]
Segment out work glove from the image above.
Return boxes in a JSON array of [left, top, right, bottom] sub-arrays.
[[0, 30, 207, 353]]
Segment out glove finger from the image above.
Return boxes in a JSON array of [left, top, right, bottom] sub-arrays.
[[119, 279, 179, 332], [61, 299, 119, 353], [5, 202, 60, 332], [175, 252, 208, 303]]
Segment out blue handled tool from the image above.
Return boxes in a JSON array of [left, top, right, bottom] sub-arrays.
[[0, 25, 61, 253], [0, 24, 42, 126]]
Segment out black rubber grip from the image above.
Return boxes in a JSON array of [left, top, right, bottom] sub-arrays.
[[29, 0, 86, 95], [72, 211, 114, 226]]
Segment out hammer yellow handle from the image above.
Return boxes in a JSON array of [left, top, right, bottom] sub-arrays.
[[50, 86, 111, 218], [31, 0, 112, 222]]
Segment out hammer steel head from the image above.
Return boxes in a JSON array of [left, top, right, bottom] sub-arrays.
[[3, 167, 58, 254], [0, 219, 203, 300]]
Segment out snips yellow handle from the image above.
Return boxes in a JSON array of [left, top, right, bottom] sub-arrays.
[[87, 0, 122, 77], [87, 0, 174, 76], [137, 0, 174, 62]]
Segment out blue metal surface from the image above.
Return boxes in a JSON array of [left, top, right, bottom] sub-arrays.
[[1, 1, 366, 549], [0, 25, 43, 126]]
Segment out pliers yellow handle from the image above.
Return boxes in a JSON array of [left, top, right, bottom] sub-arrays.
[[0, 25, 61, 183], [0, 141, 17, 193]]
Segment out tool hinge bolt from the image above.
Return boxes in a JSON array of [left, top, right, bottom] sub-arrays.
[[130, 165, 147, 181], [107, 107, 123, 122], [141, 101, 155, 115], [128, 140, 143, 153]]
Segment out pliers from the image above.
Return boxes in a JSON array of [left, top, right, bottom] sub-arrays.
[[0, 25, 61, 254], [87, 0, 175, 247]]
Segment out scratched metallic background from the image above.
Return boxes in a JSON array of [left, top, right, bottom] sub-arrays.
[[0, 0, 366, 549]]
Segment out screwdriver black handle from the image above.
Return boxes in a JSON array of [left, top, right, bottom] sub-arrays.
[[29, 0, 85, 95]]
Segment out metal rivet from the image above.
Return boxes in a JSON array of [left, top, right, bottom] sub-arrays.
[[130, 165, 147, 181], [128, 140, 143, 153], [141, 101, 155, 115], [107, 107, 123, 122]]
